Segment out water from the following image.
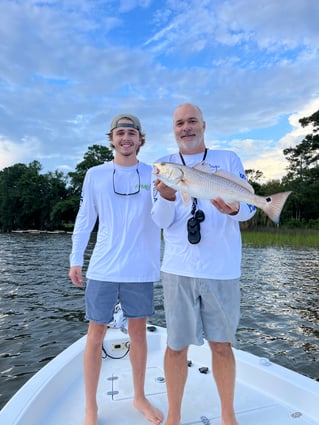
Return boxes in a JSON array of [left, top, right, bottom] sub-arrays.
[[0, 233, 318, 409]]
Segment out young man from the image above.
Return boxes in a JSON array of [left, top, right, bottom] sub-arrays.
[[69, 114, 163, 425], [152, 103, 256, 425]]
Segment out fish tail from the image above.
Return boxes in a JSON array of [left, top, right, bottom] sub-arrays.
[[260, 191, 292, 224]]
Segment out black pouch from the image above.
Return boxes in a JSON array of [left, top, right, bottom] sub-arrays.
[[187, 198, 205, 244], [187, 216, 201, 244]]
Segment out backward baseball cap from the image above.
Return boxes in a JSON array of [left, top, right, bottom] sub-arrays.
[[109, 114, 142, 132]]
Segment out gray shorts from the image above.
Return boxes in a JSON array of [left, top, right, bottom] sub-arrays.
[[161, 272, 240, 350], [85, 279, 154, 325]]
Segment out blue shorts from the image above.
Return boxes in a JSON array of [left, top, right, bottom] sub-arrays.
[[85, 279, 154, 325], [161, 272, 240, 350]]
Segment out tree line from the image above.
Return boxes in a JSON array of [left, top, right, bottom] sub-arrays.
[[0, 111, 318, 232]]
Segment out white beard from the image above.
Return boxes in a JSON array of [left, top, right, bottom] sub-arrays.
[[177, 136, 203, 152]]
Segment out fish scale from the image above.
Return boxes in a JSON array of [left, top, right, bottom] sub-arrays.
[[183, 169, 253, 201]]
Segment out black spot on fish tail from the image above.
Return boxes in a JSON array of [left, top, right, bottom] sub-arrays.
[[261, 191, 292, 223]]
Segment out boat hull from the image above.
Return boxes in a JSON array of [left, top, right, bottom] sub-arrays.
[[1, 326, 318, 425]]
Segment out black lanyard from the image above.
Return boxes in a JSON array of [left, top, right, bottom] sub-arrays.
[[179, 149, 208, 244], [179, 148, 208, 212], [178, 148, 207, 166]]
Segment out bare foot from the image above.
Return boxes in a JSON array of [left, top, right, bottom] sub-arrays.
[[84, 407, 98, 425], [133, 397, 163, 424]]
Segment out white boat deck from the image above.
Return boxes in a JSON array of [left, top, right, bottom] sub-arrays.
[[1, 326, 318, 425]]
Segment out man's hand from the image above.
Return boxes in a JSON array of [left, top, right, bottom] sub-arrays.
[[69, 266, 83, 286], [154, 179, 176, 201], [210, 198, 240, 215]]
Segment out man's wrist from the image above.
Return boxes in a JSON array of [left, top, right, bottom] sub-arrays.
[[162, 194, 176, 202]]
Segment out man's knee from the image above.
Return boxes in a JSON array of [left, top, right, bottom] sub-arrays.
[[128, 318, 147, 344], [166, 345, 188, 360], [210, 341, 233, 357], [87, 322, 107, 345]]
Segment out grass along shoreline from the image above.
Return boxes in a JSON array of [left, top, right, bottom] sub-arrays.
[[241, 228, 319, 248]]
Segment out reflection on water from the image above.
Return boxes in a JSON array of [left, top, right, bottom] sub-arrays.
[[0, 233, 318, 409], [238, 246, 318, 379]]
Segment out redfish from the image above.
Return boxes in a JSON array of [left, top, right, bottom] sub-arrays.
[[153, 161, 291, 224]]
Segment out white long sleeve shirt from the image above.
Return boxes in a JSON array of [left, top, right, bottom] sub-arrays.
[[151, 149, 256, 280], [70, 161, 160, 282]]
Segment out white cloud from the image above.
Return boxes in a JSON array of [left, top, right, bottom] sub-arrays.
[[0, 136, 43, 170], [209, 137, 287, 181], [242, 145, 288, 182], [278, 98, 319, 151], [0, 0, 318, 182], [146, 0, 319, 55]]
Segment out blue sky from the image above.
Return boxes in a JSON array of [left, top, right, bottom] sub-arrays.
[[1, 0, 319, 181]]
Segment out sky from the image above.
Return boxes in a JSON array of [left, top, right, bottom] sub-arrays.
[[1, 0, 319, 181]]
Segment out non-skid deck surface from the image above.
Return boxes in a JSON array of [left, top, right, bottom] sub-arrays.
[[38, 342, 316, 425]]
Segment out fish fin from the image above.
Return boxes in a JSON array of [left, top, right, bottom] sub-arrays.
[[214, 170, 255, 194], [180, 192, 191, 205], [260, 191, 292, 224], [193, 161, 212, 174]]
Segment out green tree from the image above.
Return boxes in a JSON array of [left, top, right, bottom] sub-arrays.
[[0, 161, 44, 231], [68, 144, 113, 195], [282, 108, 319, 221], [42, 170, 69, 229], [0, 162, 69, 231], [245, 169, 264, 194], [0, 163, 26, 231], [283, 108, 319, 181]]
